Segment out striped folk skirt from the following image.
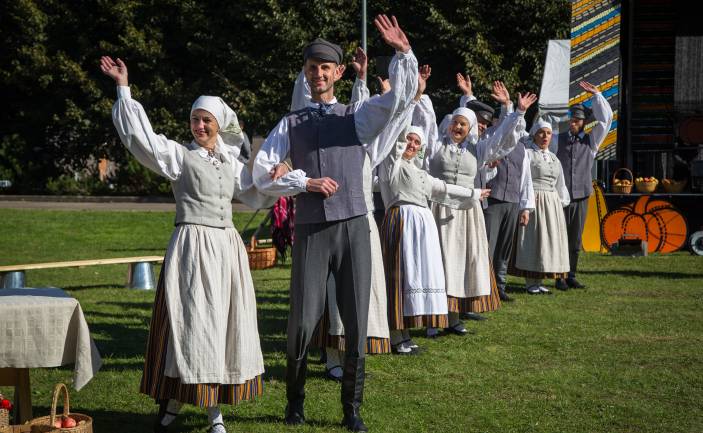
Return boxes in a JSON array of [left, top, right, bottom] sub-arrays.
[[447, 262, 501, 313], [311, 308, 391, 354], [381, 205, 448, 330], [139, 270, 263, 407]]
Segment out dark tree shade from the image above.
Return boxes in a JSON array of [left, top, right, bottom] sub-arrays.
[[0, 0, 569, 194]]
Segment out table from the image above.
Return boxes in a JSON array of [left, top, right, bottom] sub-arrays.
[[0, 288, 102, 423]]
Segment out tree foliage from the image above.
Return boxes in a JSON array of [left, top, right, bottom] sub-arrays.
[[0, 0, 569, 194]]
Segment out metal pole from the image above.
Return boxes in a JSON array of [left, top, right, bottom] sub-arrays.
[[361, 0, 367, 53]]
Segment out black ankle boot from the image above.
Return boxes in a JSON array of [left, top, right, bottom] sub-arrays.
[[341, 357, 368, 432], [284, 357, 307, 425]]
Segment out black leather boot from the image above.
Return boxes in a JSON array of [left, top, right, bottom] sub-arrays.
[[284, 357, 307, 425], [341, 357, 368, 432], [498, 287, 514, 302]]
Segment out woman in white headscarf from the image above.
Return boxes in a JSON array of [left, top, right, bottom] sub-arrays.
[[508, 120, 570, 294], [100, 56, 272, 433], [414, 92, 536, 336]]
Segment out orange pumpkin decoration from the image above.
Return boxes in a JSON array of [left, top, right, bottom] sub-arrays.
[[600, 196, 687, 253]]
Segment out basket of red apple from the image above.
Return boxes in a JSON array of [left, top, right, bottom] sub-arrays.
[[27, 384, 92, 433], [0, 393, 11, 427]]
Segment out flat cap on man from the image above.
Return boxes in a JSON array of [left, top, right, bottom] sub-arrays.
[[303, 38, 343, 64], [569, 103, 587, 119], [465, 100, 495, 124]]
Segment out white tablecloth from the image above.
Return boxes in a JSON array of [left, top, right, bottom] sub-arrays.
[[0, 288, 102, 390]]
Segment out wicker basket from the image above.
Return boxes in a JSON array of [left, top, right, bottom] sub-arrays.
[[0, 409, 8, 428], [611, 168, 633, 194], [247, 236, 277, 270], [661, 178, 687, 193], [635, 178, 658, 193], [27, 384, 91, 433]]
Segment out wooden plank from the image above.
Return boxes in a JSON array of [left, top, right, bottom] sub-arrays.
[[0, 256, 164, 272]]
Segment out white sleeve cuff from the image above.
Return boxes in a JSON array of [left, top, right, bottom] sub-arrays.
[[116, 86, 131, 100]]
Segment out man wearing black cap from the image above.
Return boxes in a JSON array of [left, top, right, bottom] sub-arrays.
[[555, 80, 613, 290], [253, 15, 417, 432]]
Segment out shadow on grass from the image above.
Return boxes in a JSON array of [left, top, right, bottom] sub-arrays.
[[30, 407, 158, 433], [579, 269, 701, 279], [90, 322, 149, 359]]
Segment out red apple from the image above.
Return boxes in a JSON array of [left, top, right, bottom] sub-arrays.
[[62, 416, 77, 428], [54, 418, 62, 428], [0, 398, 12, 410]]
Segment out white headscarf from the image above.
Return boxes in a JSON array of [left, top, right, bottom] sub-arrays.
[[450, 107, 479, 145], [190, 95, 244, 148], [529, 118, 552, 137], [406, 126, 425, 146]]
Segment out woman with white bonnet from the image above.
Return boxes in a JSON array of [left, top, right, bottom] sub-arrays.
[[508, 119, 570, 294], [100, 56, 272, 433], [414, 91, 536, 336], [377, 67, 479, 354]]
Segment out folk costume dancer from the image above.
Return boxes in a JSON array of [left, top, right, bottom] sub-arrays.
[[508, 120, 571, 294], [555, 81, 613, 291], [415, 90, 535, 336], [252, 15, 418, 432], [378, 66, 483, 354], [100, 56, 273, 433], [284, 46, 391, 381], [456, 77, 536, 303]]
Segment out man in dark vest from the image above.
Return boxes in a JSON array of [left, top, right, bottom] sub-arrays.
[[555, 81, 613, 290], [252, 15, 417, 432]]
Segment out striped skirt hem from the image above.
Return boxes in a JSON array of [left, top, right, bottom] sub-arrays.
[[447, 262, 502, 313], [381, 206, 448, 331], [139, 269, 263, 407]]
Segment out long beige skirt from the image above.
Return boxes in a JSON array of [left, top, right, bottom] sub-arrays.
[[511, 190, 570, 276], [432, 203, 492, 299]]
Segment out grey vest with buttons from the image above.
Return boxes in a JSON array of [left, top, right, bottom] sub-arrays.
[[528, 149, 560, 192], [556, 132, 594, 200], [485, 142, 525, 203], [428, 139, 478, 189], [172, 145, 234, 228], [288, 104, 367, 224]]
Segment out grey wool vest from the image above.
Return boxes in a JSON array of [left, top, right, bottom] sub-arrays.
[[486, 142, 525, 203], [172, 145, 235, 228], [556, 132, 594, 200], [428, 140, 478, 189], [288, 104, 367, 224]]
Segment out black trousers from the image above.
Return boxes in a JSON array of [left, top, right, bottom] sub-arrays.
[[563, 197, 589, 278], [483, 198, 520, 291], [286, 215, 371, 405]]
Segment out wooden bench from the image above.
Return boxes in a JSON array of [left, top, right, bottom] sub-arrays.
[[0, 256, 164, 290]]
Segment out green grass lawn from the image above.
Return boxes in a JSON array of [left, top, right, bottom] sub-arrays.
[[2, 209, 703, 433]]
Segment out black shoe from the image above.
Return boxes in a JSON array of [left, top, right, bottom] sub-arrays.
[[566, 278, 586, 289], [555, 278, 569, 291], [153, 401, 177, 433], [461, 312, 487, 321], [341, 358, 367, 432], [498, 289, 514, 302], [342, 414, 369, 432], [284, 402, 305, 425], [444, 322, 469, 336]]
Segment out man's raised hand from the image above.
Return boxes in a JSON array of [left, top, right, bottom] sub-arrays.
[[374, 15, 410, 53], [99, 56, 128, 86], [579, 81, 600, 95]]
